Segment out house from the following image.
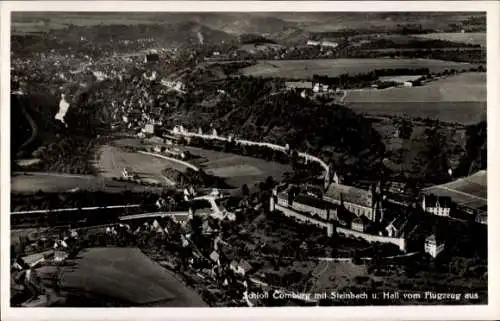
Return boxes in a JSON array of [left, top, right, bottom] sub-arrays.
[[321, 41, 339, 48], [152, 219, 166, 234], [351, 215, 371, 232], [143, 124, 155, 135], [424, 234, 445, 258], [202, 219, 216, 235], [306, 40, 321, 46], [230, 260, 253, 277], [422, 194, 452, 216], [324, 182, 384, 222], [385, 214, 408, 237], [209, 250, 220, 265]]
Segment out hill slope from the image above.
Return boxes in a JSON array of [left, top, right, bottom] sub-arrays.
[[168, 76, 385, 180]]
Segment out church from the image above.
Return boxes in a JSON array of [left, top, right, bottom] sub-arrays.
[[323, 171, 385, 223]]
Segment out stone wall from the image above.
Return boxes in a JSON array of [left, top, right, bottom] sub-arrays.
[[336, 226, 406, 252]]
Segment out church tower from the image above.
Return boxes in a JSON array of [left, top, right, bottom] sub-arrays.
[[370, 179, 385, 223]]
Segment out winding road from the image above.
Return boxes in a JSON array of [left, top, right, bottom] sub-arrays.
[[16, 94, 39, 154]]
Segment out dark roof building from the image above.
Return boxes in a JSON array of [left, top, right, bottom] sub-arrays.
[[145, 53, 159, 63], [324, 183, 373, 208]]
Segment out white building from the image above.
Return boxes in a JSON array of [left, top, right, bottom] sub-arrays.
[[424, 234, 445, 258], [422, 194, 452, 217], [143, 124, 155, 135], [321, 41, 339, 48], [271, 188, 335, 237], [306, 40, 321, 46]]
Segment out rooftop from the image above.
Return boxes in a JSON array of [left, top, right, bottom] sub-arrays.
[[294, 193, 336, 210], [324, 183, 372, 208]]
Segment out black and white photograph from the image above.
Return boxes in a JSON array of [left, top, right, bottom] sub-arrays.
[[1, 1, 498, 319]]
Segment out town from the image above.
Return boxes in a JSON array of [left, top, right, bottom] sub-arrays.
[[9, 12, 487, 308]]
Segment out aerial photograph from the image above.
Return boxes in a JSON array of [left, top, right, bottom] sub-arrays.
[[10, 11, 487, 307]]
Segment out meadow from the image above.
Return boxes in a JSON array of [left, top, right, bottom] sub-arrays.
[[344, 73, 486, 124], [183, 146, 291, 188], [240, 58, 476, 79], [412, 32, 486, 47]]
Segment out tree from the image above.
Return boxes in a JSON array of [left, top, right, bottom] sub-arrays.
[[241, 184, 250, 197], [411, 124, 451, 184]]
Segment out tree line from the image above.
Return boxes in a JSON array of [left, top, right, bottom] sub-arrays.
[[312, 68, 431, 88]]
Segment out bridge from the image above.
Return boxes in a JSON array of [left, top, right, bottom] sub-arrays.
[[11, 204, 141, 215]]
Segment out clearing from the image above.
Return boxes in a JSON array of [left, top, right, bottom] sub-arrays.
[[240, 58, 476, 79], [182, 146, 291, 188]]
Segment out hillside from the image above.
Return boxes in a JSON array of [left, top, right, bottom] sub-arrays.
[[455, 120, 487, 177], [167, 76, 385, 180], [13, 12, 486, 46], [11, 93, 64, 158]]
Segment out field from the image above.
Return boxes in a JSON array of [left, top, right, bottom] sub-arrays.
[[412, 32, 486, 47], [96, 144, 190, 185], [97, 138, 291, 188], [346, 73, 486, 103], [59, 247, 207, 307], [344, 73, 486, 124], [240, 59, 476, 79], [423, 170, 487, 211], [378, 75, 424, 83], [349, 102, 485, 125], [182, 146, 291, 187]]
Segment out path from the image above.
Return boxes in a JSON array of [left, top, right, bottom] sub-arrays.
[[15, 94, 38, 154]]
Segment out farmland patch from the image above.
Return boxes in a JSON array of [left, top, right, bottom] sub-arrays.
[[411, 32, 486, 47], [206, 164, 263, 177], [240, 59, 476, 79]]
